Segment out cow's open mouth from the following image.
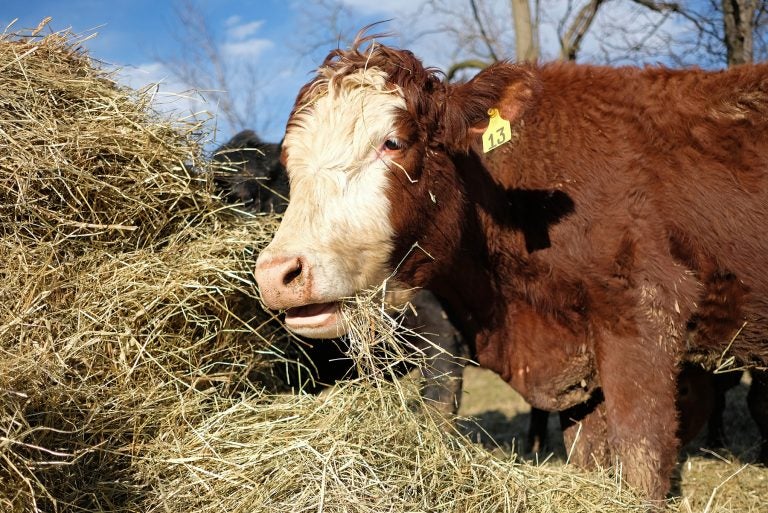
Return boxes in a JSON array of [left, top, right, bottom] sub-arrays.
[[284, 302, 341, 332]]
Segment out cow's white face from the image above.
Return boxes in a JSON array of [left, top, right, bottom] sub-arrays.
[[254, 67, 409, 338], [254, 42, 528, 339]]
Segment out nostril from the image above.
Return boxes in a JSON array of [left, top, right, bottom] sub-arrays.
[[283, 259, 303, 286]]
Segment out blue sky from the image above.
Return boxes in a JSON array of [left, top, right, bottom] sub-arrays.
[[2, 1, 401, 145], [3, 1, 692, 146]]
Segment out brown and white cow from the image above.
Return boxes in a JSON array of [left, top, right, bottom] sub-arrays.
[[212, 130, 467, 415], [254, 36, 768, 501]]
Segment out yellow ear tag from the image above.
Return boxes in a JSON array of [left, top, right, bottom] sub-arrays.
[[482, 108, 512, 153]]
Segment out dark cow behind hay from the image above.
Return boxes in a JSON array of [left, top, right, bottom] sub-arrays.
[[254, 35, 768, 502], [212, 129, 289, 213]]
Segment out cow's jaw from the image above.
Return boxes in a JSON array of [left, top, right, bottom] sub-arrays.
[[254, 67, 408, 338]]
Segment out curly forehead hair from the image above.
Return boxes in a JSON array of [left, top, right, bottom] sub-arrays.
[[322, 30, 443, 91], [289, 28, 447, 125]]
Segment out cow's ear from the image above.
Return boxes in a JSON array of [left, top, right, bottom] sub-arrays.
[[441, 63, 537, 152]]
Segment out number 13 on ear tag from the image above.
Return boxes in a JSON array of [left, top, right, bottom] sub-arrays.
[[482, 108, 512, 153]]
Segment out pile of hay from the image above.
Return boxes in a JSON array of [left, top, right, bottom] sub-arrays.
[[138, 374, 663, 513], [0, 24, 288, 512], [2, 22, 760, 513]]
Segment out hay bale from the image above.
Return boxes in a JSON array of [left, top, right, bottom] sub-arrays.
[[0, 29, 210, 249], [134, 295, 650, 513], [0, 25, 287, 512], [139, 379, 654, 513], [675, 456, 768, 512], [139, 382, 527, 512]]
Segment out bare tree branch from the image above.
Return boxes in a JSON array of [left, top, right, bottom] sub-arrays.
[[160, 1, 236, 127], [446, 58, 492, 81], [629, 0, 711, 34], [291, 0, 360, 57], [469, 0, 501, 61], [155, 0, 273, 135], [722, 0, 758, 64], [629, 0, 682, 12], [560, 0, 606, 61], [533, 0, 542, 58], [510, 0, 539, 61]]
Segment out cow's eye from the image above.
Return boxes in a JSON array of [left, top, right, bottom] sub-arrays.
[[383, 138, 404, 151]]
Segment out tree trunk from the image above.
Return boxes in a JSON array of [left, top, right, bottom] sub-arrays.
[[510, 0, 538, 61], [722, 0, 757, 65]]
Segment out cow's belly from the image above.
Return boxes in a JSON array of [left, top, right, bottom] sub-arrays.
[[475, 316, 597, 411]]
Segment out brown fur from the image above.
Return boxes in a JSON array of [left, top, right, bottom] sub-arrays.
[[284, 38, 768, 501]]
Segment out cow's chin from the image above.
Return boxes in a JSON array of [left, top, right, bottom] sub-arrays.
[[284, 302, 346, 339]]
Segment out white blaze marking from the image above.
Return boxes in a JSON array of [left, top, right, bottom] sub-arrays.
[[264, 67, 406, 301]]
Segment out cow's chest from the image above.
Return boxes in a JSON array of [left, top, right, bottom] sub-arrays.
[[474, 305, 598, 411]]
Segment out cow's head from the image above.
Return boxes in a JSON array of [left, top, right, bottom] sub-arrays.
[[254, 35, 536, 338]]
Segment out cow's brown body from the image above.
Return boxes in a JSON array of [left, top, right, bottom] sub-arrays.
[[408, 64, 768, 495], [254, 39, 768, 502]]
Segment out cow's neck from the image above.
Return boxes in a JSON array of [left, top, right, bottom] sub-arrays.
[[426, 151, 535, 343], [425, 150, 595, 409]]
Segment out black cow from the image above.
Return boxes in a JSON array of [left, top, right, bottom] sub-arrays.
[[212, 130, 289, 213]]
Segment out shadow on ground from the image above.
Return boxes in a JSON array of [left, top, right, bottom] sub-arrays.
[[458, 367, 762, 465]]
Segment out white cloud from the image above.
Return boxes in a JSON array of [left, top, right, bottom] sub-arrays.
[[115, 62, 181, 92], [113, 62, 212, 118], [222, 38, 274, 59], [229, 20, 265, 41], [225, 15, 242, 27], [338, 0, 420, 14], [219, 17, 272, 60]]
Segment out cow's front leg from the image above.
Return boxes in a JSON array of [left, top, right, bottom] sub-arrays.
[[597, 333, 680, 503], [405, 290, 466, 418], [526, 407, 551, 454], [559, 392, 611, 468]]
